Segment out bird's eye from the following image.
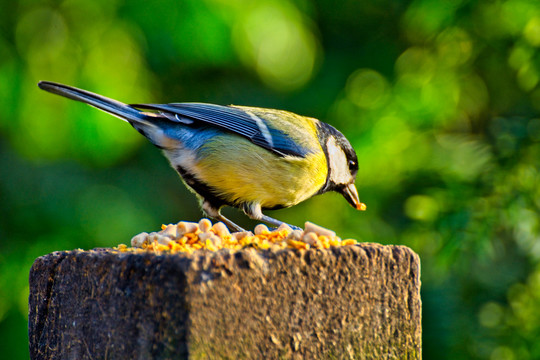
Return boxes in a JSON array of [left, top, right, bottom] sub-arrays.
[[348, 160, 356, 168]]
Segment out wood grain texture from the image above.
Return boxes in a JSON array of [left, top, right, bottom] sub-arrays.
[[29, 244, 421, 359]]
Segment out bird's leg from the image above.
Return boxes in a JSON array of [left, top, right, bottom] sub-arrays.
[[201, 200, 246, 232], [216, 214, 246, 233], [242, 203, 302, 231]]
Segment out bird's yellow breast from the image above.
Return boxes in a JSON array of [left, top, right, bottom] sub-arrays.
[[194, 135, 328, 209]]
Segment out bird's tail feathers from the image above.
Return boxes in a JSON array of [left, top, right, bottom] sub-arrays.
[[38, 81, 154, 126]]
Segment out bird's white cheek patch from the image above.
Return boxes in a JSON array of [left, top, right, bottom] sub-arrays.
[[327, 136, 352, 185]]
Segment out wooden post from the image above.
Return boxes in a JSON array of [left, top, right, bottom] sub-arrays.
[[29, 244, 421, 359]]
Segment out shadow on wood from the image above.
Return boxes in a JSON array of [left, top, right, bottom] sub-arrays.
[[29, 244, 421, 359]]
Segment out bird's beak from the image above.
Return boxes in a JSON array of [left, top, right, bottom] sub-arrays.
[[342, 183, 366, 211]]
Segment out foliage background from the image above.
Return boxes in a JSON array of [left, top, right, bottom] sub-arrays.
[[1, 0, 540, 358]]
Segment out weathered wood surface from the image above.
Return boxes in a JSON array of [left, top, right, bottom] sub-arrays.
[[28, 244, 421, 359]]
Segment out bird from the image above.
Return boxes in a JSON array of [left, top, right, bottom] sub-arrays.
[[38, 81, 366, 232]]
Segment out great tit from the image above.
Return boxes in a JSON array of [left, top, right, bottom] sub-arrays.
[[38, 81, 365, 232]]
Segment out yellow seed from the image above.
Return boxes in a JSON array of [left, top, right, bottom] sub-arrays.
[[186, 234, 199, 245], [276, 223, 293, 234], [154, 242, 169, 252], [329, 238, 340, 247], [318, 235, 330, 249], [258, 241, 271, 250], [205, 239, 218, 251], [177, 236, 186, 245], [240, 236, 254, 246], [125, 219, 360, 254], [287, 239, 308, 250], [220, 234, 233, 244]]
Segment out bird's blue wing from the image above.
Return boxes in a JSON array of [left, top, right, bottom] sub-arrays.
[[132, 103, 311, 158]]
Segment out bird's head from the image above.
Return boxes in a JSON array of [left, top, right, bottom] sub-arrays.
[[318, 123, 366, 211]]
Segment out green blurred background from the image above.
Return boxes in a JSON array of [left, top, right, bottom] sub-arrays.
[[1, 0, 540, 358]]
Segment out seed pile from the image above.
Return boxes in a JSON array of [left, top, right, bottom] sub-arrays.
[[116, 219, 358, 254]]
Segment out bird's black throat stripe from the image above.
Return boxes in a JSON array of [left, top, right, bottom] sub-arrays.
[[175, 165, 227, 209], [175, 165, 288, 212]]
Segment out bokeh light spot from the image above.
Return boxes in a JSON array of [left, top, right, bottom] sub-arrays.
[[436, 27, 472, 66], [524, 16, 540, 46], [435, 134, 492, 180], [508, 44, 533, 70], [517, 63, 539, 91], [372, 116, 412, 155], [459, 74, 489, 118], [346, 69, 390, 109], [15, 7, 68, 60], [491, 346, 515, 360], [501, 0, 539, 35], [395, 47, 436, 78], [478, 302, 504, 328], [402, 0, 455, 41], [233, 3, 319, 91], [404, 195, 439, 222], [16, 81, 71, 160]]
